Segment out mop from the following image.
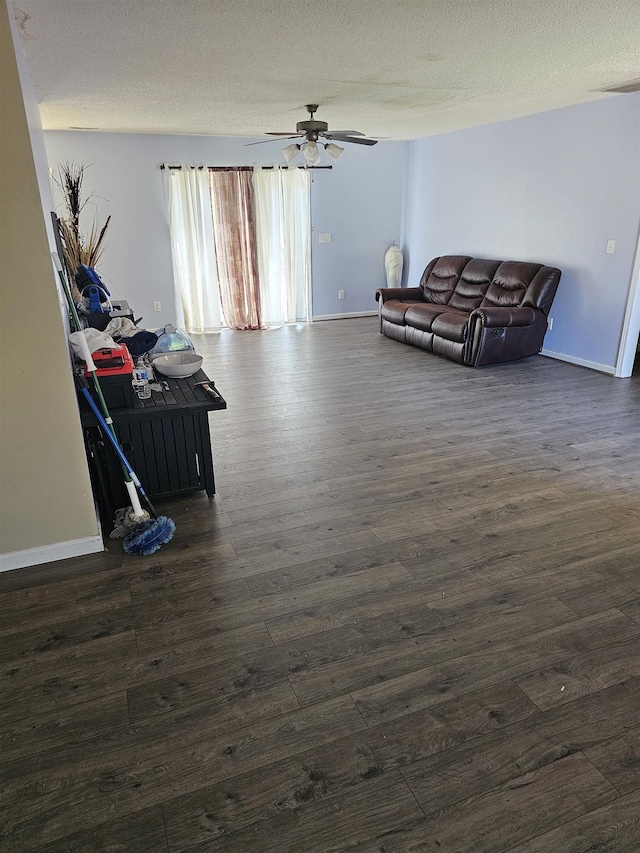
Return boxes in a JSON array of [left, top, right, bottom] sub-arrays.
[[53, 252, 175, 554], [79, 385, 175, 555]]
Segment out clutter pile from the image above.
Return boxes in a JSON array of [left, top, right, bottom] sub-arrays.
[[54, 253, 183, 555]]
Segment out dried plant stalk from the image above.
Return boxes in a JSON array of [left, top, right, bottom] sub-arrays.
[[54, 161, 110, 301]]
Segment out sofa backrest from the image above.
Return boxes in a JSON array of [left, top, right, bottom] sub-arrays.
[[448, 259, 501, 312], [420, 256, 561, 315], [419, 256, 471, 304], [480, 261, 545, 310], [518, 264, 562, 315]]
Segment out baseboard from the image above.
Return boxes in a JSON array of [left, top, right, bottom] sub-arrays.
[[541, 348, 616, 375], [312, 311, 378, 321], [0, 535, 105, 573]]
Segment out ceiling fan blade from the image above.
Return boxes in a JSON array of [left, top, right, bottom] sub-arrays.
[[329, 134, 378, 146], [265, 132, 303, 136], [326, 130, 365, 136], [245, 136, 300, 146]]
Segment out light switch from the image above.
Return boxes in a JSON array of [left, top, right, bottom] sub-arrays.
[[319, 233, 331, 243], [606, 239, 616, 254]]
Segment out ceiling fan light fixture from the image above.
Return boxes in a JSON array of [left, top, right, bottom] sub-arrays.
[[282, 143, 301, 163], [324, 143, 344, 162], [302, 140, 321, 166]]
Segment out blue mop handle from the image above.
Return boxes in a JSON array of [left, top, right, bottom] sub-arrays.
[[81, 387, 141, 487]]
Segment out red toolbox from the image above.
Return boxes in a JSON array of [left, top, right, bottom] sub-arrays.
[[85, 346, 135, 409]]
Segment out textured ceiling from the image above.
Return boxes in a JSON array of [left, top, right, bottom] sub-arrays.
[[11, 0, 640, 140]]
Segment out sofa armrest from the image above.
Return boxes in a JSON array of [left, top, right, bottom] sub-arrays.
[[466, 307, 548, 366], [375, 287, 423, 304], [472, 306, 538, 328]]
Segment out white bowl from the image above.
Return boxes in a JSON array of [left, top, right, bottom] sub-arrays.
[[151, 352, 203, 378]]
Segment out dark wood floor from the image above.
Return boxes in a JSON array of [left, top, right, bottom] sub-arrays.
[[3, 317, 640, 852]]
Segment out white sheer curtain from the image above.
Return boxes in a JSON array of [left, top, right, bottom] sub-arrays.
[[165, 166, 222, 332], [252, 166, 312, 325]]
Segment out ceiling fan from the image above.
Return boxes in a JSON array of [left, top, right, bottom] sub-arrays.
[[246, 104, 378, 165]]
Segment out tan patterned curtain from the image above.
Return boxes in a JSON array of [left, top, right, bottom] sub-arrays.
[[208, 171, 265, 330]]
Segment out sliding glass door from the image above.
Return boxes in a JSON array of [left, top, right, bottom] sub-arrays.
[[166, 165, 311, 332]]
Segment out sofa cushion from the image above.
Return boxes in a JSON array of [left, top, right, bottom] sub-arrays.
[[420, 256, 471, 305], [431, 311, 470, 343], [481, 261, 543, 309], [404, 303, 449, 332], [380, 299, 416, 325], [448, 259, 501, 312]]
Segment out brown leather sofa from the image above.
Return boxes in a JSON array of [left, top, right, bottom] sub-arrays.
[[375, 255, 561, 366]]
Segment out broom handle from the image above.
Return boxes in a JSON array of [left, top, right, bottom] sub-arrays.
[[78, 339, 146, 519], [80, 387, 158, 519], [53, 252, 83, 331], [53, 253, 130, 462], [80, 388, 141, 481]]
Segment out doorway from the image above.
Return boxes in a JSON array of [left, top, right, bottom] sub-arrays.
[[614, 226, 640, 378]]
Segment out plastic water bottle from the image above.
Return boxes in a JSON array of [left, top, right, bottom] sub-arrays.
[[133, 359, 151, 400]]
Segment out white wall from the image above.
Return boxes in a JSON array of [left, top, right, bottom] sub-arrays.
[[44, 131, 405, 327], [402, 95, 640, 373], [310, 144, 405, 316]]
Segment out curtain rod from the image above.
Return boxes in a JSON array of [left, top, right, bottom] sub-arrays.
[[160, 164, 332, 171]]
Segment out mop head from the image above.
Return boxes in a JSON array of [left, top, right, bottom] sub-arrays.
[[122, 516, 176, 556], [110, 506, 151, 539]]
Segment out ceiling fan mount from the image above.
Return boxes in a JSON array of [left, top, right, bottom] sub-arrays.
[[295, 105, 328, 141]]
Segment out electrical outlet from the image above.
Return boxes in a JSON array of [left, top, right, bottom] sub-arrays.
[[338, 290, 345, 299], [153, 302, 162, 311], [606, 239, 616, 254], [547, 316, 553, 330], [319, 233, 331, 243]]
